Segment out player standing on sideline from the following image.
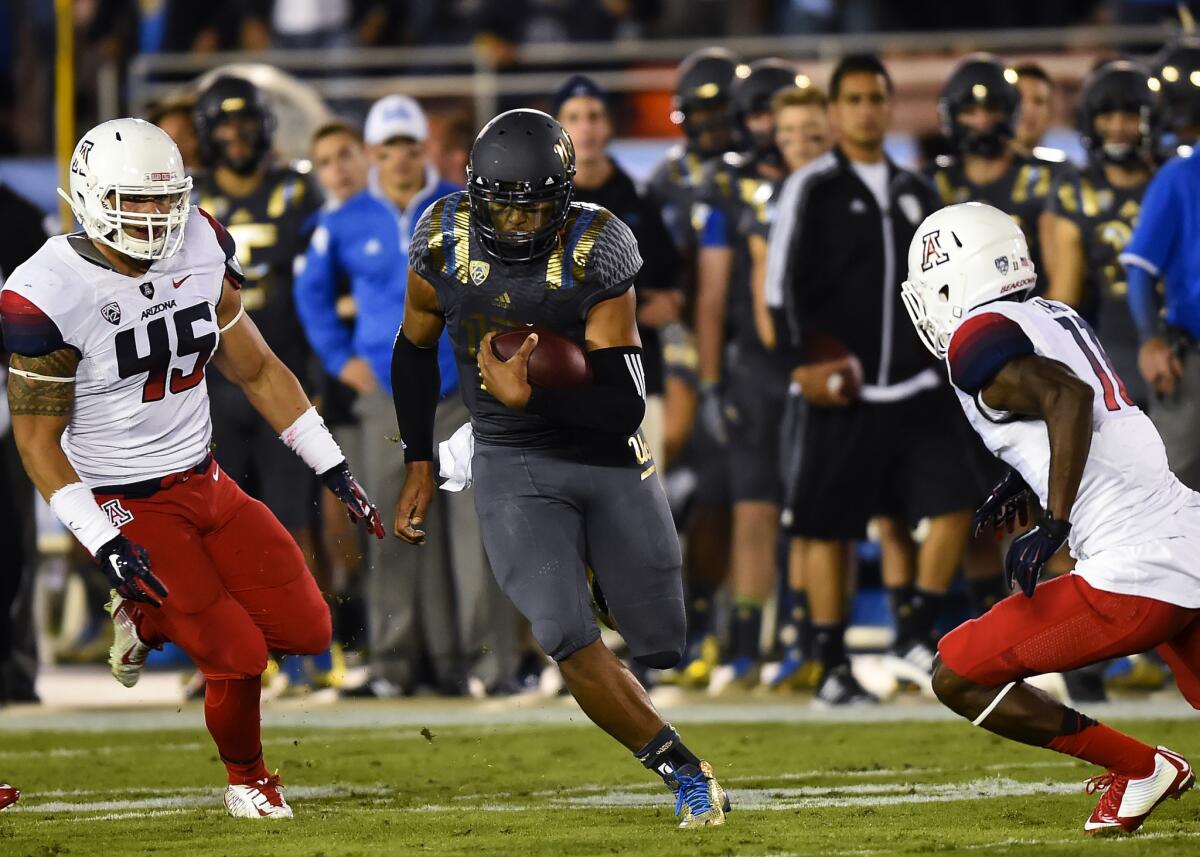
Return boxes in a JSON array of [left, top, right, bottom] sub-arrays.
[[904, 201, 1199, 834], [192, 76, 323, 567], [392, 109, 731, 828], [0, 119, 383, 818], [692, 58, 803, 695], [758, 84, 832, 692], [1048, 61, 1159, 406], [645, 47, 742, 688]]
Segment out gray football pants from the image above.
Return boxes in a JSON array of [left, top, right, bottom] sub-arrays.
[[472, 441, 685, 667], [356, 390, 515, 689], [1149, 346, 1200, 492]]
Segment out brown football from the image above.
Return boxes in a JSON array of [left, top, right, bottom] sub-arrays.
[[490, 326, 593, 388]]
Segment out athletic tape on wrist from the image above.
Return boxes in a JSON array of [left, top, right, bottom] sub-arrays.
[[279, 406, 344, 475], [971, 681, 1017, 727], [49, 482, 120, 556]]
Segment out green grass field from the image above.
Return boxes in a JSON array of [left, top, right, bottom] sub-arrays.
[[2, 707, 1199, 857]]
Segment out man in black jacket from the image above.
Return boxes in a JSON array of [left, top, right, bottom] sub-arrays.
[[765, 55, 975, 706], [554, 75, 684, 465]]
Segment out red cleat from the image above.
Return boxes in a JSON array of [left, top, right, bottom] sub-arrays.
[[1084, 746, 1194, 834], [0, 784, 19, 811]]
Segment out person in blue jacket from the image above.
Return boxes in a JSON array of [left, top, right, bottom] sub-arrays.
[[296, 96, 511, 697], [1121, 148, 1200, 491]]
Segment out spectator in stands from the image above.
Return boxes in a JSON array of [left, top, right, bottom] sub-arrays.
[[553, 74, 683, 464], [430, 112, 474, 187], [765, 54, 975, 706], [0, 180, 50, 704], [147, 97, 200, 172], [161, 1, 271, 53], [295, 96, 512, 696]]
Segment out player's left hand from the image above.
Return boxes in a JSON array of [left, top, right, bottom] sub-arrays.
[[478, 331, 536, 408], [973, 468, 1033, 539], [321, 461, 385, 539], [1004, 516, 1071, 598]]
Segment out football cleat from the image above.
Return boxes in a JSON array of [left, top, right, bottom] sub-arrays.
[[813, 664, 878, 708], [1084, 746, 1193, 834], [762, 654, 823, 691], [707, 657, 759, 697], [224, 773, 293, 819], [882, 639, 935, 692], [0, 784, 19, 811], [670, 761, 730, 829], [106, 590, 151, 688], [674, 635, 720, 689]]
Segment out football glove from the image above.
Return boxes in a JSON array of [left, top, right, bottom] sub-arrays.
[[973, 468, 1033, 539], [1005, 517, 1071, 598], [96, 534, 168, 608], [322, 461, 385, 539]]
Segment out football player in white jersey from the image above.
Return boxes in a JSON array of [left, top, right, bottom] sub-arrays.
[[901, 201, 1200, 834], [0, 118, 384, 819]]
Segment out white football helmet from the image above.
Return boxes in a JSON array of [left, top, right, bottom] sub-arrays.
[[900, 202, 1037, 358], [57, 118, 192, 261]]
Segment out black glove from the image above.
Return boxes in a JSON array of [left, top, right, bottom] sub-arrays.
[[973, 468, 1033, 539], [1005, 517, 1071, 598], [698, 382, 728, 446], [96, 534, 168, 608], [321, 461, 385, 539]]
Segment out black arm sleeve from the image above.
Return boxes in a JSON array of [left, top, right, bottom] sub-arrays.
[[526, 346, 646, 436], [390, 328, 441, 462]]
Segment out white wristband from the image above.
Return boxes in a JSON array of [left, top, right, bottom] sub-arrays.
[[49, 482, 121, 557], [280, 406, 344, 476]]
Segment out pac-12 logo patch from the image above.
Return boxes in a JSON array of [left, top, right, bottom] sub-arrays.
[[469, 260, 490, 286], [101, 498, 134, 527], [100, 302, 121, 325], [920, 230, 950, 272], [994, 256, 1010, 275]]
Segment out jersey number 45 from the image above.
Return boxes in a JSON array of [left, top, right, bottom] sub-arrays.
[[115, 304, 216, 403]]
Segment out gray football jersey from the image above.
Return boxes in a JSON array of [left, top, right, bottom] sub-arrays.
[[410, 191, 643, 452]]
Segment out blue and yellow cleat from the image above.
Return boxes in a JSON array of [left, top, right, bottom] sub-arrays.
[[670, 761, 730, 829]]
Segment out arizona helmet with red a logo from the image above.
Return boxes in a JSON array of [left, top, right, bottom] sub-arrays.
[[901, 202, 1036, 358], [57, 118, 192, 261]]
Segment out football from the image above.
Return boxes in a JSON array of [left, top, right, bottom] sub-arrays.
[[490, 326, 593, 388], [804, 332, 864, 401]]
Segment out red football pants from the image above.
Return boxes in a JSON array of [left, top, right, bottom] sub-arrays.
[[94, 457, 331, 680], [939, 573, 1200, 707]]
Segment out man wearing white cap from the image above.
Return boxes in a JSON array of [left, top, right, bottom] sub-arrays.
[[295, 95, 506, 696]]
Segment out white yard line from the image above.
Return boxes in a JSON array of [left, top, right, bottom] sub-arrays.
[[12, 784, 389, 815]]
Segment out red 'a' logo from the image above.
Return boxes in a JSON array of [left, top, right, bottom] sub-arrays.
[[920, 230, 950, 272]]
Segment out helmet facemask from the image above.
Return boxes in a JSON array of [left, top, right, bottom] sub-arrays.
[[468, 175, 573, 264]]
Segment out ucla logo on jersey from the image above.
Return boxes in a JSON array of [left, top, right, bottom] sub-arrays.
[[139, 282, 155, 300], [101, 302, 121, 325], [469, 260, 490, 286], [920, 230, 950, 271], [994, 256, 1010, 275]]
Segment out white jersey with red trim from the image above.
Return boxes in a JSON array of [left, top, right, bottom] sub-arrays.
[[946, 297, 1200, 606], [0, 207, 235, 485]]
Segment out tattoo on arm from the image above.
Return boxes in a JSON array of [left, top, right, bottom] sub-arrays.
[[8, 350, 79, 417]]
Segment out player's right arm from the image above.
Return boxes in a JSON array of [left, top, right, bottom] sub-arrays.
[[7, 349, 82, 500], [391, 270, 446, 545], [6, 350, 168, 606]]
